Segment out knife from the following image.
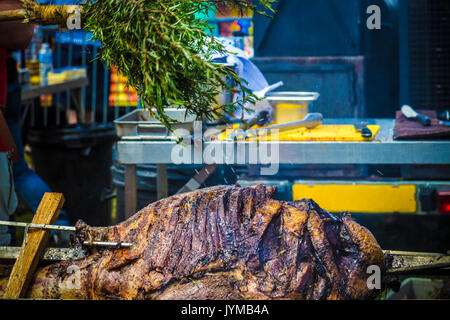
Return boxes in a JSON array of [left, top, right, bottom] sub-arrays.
[[401, 105, 431, 126], [229, 113, 323, 140], [230, 110, 271, 133]]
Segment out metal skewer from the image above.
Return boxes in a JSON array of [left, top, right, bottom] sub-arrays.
[[0, 220, 76, 232], [82, 241, 133, 248], [383, 250, 450, 274], [0, 220, 133, 248]]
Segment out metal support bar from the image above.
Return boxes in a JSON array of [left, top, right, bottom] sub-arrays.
[[177, 164, 219, 194], [102, 62, 109, 124], [0, 221, 133, 248], [0, 221, 75, 232], [81, 33, 87, 123], [91, 45, 98, 123]]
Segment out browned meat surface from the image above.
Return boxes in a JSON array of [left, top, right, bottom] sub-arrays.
[[27, 184, 385, 300]]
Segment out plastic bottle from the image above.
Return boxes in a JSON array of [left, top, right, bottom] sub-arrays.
[[39, 43, 53, 86]]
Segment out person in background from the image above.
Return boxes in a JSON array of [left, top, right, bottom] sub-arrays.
[[0, 48, 18, 245], [1, 0, 71, 246], [0, 0, 34, 245]]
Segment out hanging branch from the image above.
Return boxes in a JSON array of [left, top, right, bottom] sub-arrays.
[[0, 0, 276, 130]]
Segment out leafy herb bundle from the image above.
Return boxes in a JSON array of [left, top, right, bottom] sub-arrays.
[[23, 0, 275, 129]]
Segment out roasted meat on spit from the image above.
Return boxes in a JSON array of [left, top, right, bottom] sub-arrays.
[[28, 184, 385, 300]]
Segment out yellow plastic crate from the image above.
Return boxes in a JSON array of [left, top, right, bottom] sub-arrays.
[[219, 124, 380, 141], [293, 184, 417, 213]]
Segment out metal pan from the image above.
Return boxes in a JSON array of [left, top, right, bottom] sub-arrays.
[[114, 108, 197, 137]]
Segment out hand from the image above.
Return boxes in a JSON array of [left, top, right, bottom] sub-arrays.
[[6, 146, 19, 164]]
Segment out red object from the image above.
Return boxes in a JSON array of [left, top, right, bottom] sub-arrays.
[[0, 48, 6, 106], [0, 48, 7, 152], [437, 189, 450, 214]]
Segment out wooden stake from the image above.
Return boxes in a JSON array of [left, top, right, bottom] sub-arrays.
[[3, 193, 65, 299], [0, 3, 80, 26], [0, 9, 27, 22]]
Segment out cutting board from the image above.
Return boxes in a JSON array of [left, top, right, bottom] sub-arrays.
[[394, 110, 450, 140], [219, 124, 380, 141]]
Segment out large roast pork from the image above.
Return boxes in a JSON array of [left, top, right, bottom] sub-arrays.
[[28, 184, 385, 299]]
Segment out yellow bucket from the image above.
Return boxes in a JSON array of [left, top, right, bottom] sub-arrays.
[[273, 103, 308, 124], [266, 92, 320, 124]]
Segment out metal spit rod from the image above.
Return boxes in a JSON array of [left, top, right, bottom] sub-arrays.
[[0, 220, 76, 232], [0, 221, 133, 248]]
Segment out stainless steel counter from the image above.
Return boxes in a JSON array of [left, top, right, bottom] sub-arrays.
[[116, 118, 450, 218], [117, 119, 450, 165]]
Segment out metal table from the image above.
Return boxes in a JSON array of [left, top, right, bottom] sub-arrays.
[[21, 77, 89, 126], [21, 77, 89, 101], [117, 118, 450, 218]]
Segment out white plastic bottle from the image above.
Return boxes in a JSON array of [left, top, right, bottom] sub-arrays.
[[39, 43, 53, 85]]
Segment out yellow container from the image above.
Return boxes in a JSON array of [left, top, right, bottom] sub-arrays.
[[273, 103, 308, 124], [266, 92, 320, 124], [293, 183, 417, 213]]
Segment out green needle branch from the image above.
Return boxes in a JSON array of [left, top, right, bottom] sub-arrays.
[[12, 0, 276, 131]]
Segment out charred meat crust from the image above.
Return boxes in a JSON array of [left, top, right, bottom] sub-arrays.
[[28, 184, 385, 300]]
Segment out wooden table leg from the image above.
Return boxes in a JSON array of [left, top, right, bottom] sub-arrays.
[[70, 89, 83, 124], [157, 164, 168, 200], [124, 164, 137, 220], [3, 193, 65, 299]]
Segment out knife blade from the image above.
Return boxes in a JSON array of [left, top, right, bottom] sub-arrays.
[[401, 105, 431, 126]]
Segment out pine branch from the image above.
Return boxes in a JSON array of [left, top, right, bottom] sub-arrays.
[[9, 0, 276, 130]]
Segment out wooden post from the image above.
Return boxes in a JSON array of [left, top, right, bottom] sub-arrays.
[[0, 3, 80, 26], [124, 164, 137, 220], [0, 9, 26, 22], [157, 164, 168, 200], [3, 193, 65, 299]]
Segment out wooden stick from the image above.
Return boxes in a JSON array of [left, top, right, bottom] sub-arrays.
[[0, 9, 26, 22], [0, 220, 75, 232], [0, 4, 80, 26], [0, 221, 134, 248], [3, 193, 65, 299]]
